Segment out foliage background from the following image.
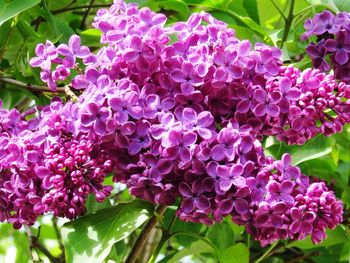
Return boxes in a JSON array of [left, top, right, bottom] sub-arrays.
[[1, 0, 350, 262]]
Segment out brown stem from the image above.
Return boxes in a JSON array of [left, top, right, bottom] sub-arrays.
[[0, 77, 65, 93], [285, 252, 319, 263], [125, 205, 167, 263], [25, 226, 61, 263], [52, 4, 111, 15], [80, 0, 96, 29]]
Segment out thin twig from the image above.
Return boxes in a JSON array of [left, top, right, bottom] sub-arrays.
[[285, 252, 319, 263], [25, 226, 40, 262], [0, 77, 65, 93], [52, 217, 65, 258], [125, 205, 167, 263], [25, 226, 61, 263], [270, 0, 287, 21], [148, 209, 177, 263], [52, 4, 110, 15], [254, 241, 279, 263], [80, 0, 96, 29]]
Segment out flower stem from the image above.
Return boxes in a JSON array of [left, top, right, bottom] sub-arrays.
[[270, 0, 287, 21], [25, 226, 61, 263], [254, 241, 278, 263], [148, 208, 177, 263], [148, 234, 168, 263], [280, 0, 295, 48], [125, 205, 167, 263], [0, 77, 65, 93]]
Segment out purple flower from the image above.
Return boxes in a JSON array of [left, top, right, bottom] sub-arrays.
[[170, 62, 204, 94], [139, 7, 167, 28], [129, 177, 164, 204], [144, 94, 175, 119], [252, 44, 281, 76], [30, 40, 58, 70], [278, 77, 301, 113], [324, 30, 350, 65], [123, 35, 155, 62], [179, 180, 211, 213], [289, 208, 315, 235], [179, 107, 214, 139], [128, 120, 152, 155], [109, 91, 143, 123], [80, 102, 111, 135], [22, 2, 345, 247], [236, 85, 254, 113], [57, 35, 90, 68], [217, 164, 245, 192], [163, 128, 197, 162], [246, 172, 269, 203], [211, 128, 238, 161], [274, 154, 301, 181], [313, 10, 343, 35], [290, 107, 316, 131], [306, 44, 331, 71], [266, 180, 294, 204], [255, 202, 288, 228], [253, 88, 281, 117], [213, 48, 242, 79]]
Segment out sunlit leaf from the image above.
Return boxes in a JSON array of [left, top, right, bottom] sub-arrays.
[[61, 200, 154, 263], [217, 243, 249, 263], [0, 0, 40, 25]]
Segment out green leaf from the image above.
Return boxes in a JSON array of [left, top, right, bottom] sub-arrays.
[[305, 0, 339, 12], [80, 29, 102, 47], [0, 84, 36, 109], [333, 0, 350, 11], [218, 243, 249, 263], [164, 240, 215, 263], [257, 0, 286, 29], [0, 0, 40, 25], [207, 222, 235, 250], [40, 5, 75, 43], [61, 200, 154, 263], [265, 135, 333, 166], [340, 242, 350, 262], [105, 240, 126, 263], [85, 194, 112, 214], [288, 226, 348, 249], [290, 135, 333, 165], [233, 14, 273, 44], [0, 19, 12, 48], [242, 0, 260, 23]]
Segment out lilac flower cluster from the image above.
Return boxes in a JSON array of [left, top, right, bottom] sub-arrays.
[[0, 100, 113, 228], [6, 0, 345, 246], [302, 10, 350, 82], [30, 36, 91, 90]]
